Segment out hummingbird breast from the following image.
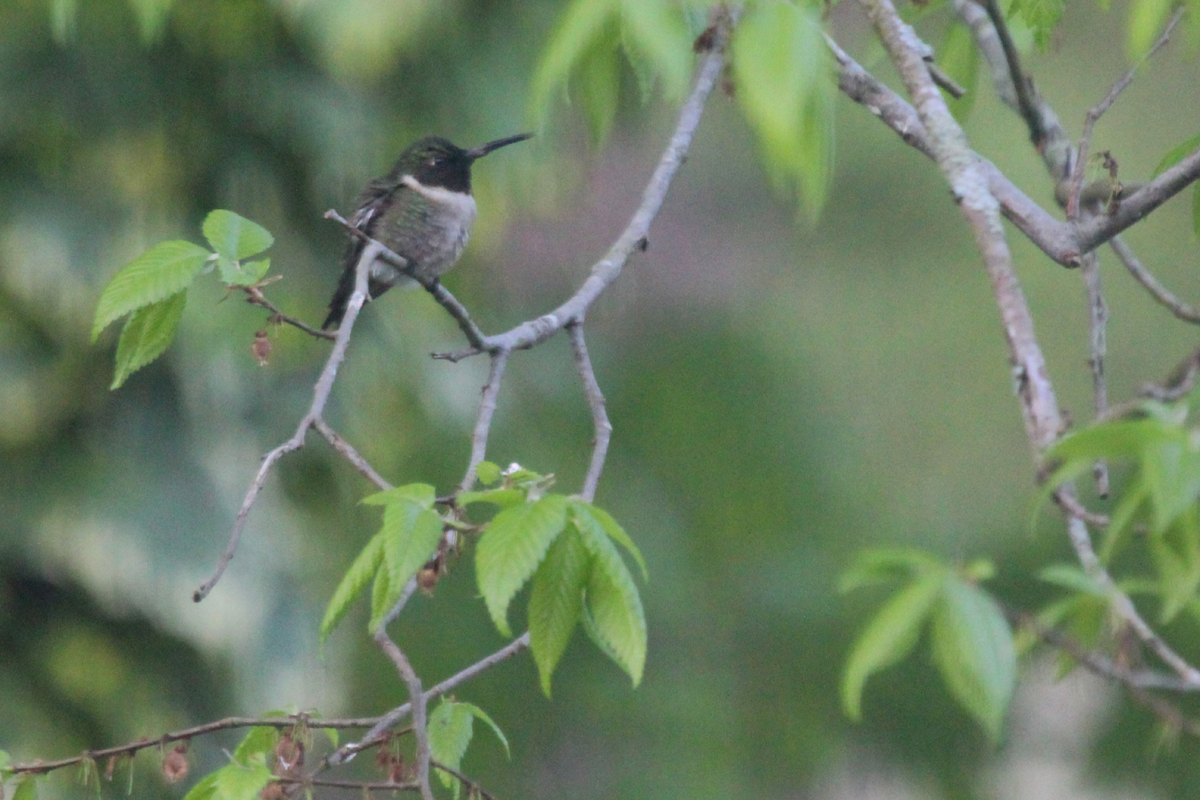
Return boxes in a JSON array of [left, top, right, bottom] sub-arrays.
[[371, 176, 478, 287]]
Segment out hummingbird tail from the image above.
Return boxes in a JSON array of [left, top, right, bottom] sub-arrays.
[[322, 263, 358, 330]]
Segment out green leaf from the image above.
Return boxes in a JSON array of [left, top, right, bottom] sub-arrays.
[[428, 701, 474, 795], [619, 0, 693, 103], [1150, 510, 1200, 622], [213, 756, 272, 800], [463, 703, 510, 758], [219, 257, 271, 288], [456, 488, 529, 509], [1142, 435, 1200, 532], [578, 516, 647, 686], [363, 482, 436, 507], [12, 776, 39, 800], [476, 461, 503, 485], [529, 527, 591, 695], [202, 210, 274, 262], [1127, 0, 1174, 59], [369, 552, 395, 631], [732, 0, 833, 215], [232, 727, 277, 762], [1152, 133, 1200, 177], [570, 500, 647, 580], [930, 578, 1016, 742], [0, 748, 10, 773], [380, 504, 443, 604], [839, 547, 943, 593], [579, 28, 622, 143], [841, 573, 943, 720], [938, 21, 978, 122], [320, 532, 386, 643], [529, 0, 618, 127], [1038, 563, 1105, 595], [92, 240, 209, 340], [1012, 0, 1065, 48], [180, 772, 219, 800], [110, 291, 186, 389], [476, 494, 570, 636]]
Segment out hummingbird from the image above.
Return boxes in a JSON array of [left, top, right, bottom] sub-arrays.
[[322, 132, 533, 329]]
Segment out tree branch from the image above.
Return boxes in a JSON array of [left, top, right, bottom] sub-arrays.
[[1109, 235, 1200, 323], [433, 8, 736, 363], [568, 323, 611, 502], [193, 241, 383, 602]]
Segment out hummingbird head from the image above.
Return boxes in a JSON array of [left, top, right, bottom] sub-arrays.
[[392, 133, 533, 194]]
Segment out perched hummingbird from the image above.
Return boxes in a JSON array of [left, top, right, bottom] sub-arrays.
[[322, 133, 533, 329]]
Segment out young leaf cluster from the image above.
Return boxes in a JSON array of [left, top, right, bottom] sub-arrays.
[[529, 0, 697, 142], [840, 549, 1016, 742], [92, 210, 274, 388], [731, 0, 835, 216], [427, 699, 510, 798], [1041, 399, 1200, 622], [320, 483, 444, 641], [466, 463, 648, 695]]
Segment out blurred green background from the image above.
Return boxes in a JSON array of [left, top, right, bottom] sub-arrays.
[[2, 0, 1200, 798]]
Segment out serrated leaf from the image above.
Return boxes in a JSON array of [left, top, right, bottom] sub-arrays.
[[578, 518, 646, 686], [938, 21, 978, 122], [428, 701, 474, 795], [570, 500, 646, 580], [93, 240, 209, 340], [320, 532, 386, 643], [476, 461, 503, 485], [931, 579, 1016, 742], [457, 488, 528, 509], [1151, 511, 1200, 623], [529, 527, 591, 695], [381, 504, 443, 604], [12, 776, 39, 800], [841, 574, 942, 720], [110, 291, 186, 389], [202, 210, 274, 262], [619, 0, 693, 103], [529, 0, 619, 126], [180, 772, 219, 800], [732, 0, 833, 214], [232, 727, 277, 762], [1142, 436, 1200, 533], [476, 494, 570, 637], [363, 482, 436, 507]]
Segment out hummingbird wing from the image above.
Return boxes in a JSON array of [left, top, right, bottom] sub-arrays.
[[322, 178, 404, 330]]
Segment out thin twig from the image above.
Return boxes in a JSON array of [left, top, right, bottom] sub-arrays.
[[1066, 7, 1185, 218], [243, 285, 336, 340], [568, 323, 611, 502], [979, 0, 1044, 145], [1099, 344, 1200, 420], [193, 242, 383, 602], [313, 417, 394, 490], [374, 606, 432, 800], [1081, 252, 1110, 496], [432, 761, 501, 800], [458, 351, 511, 495], [433, 8, 737, 363], [9, 714, 387, 775], [1109, 235, 1200, 323], [273, 776, 420, 792], [328, 632, 531, 767]]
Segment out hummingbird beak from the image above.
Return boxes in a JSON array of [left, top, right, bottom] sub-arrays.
[[466, 133, 534, 160]]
